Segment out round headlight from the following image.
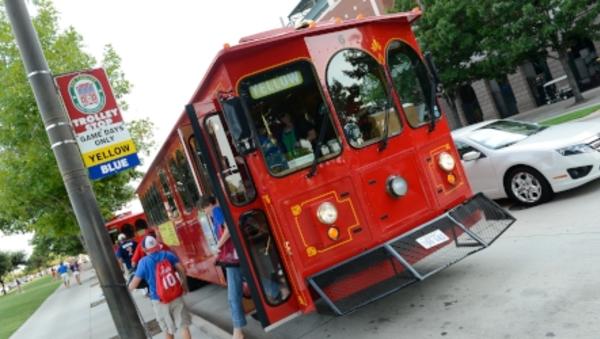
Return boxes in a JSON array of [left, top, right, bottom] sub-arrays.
[[316, 202, 338, 225], [387, 175, 408, 198], [438, 152, 456, 172]]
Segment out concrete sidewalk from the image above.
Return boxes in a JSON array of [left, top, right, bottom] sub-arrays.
[[10, 264, 230, 339], [511, 86, 600, 123]]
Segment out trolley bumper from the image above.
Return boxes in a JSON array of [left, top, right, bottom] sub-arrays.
[[307, 193, 516, 316]]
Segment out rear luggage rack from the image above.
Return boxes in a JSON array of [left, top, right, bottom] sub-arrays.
[[307, 193, 515, 315]]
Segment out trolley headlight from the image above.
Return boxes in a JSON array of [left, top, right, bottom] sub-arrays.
[[316, 202, 338, 225], [387, 175, 408, 198], [438, 152, 456, 172]]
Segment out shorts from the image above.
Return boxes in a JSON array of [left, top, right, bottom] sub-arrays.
[[73, 271, 80, 277], [151, 297, 191, 335], [60, 273, 69, 282]]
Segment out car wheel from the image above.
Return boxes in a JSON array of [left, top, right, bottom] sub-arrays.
[[504, 167, 553, 206]]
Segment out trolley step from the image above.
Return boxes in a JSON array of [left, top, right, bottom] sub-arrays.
[[307, 193, 515, 316]]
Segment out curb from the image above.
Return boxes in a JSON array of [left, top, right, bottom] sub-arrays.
[[190, 314, 231, 339]]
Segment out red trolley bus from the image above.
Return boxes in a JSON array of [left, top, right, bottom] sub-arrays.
[[136, 10, 515, 330], [105, 211, 149, 245]]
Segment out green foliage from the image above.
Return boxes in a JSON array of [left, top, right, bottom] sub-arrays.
[[0, 250, 25, 295], [393, 0, 600, 100], [30, 232, 83, 258], [0, 252, 12, 281], [26, 251, 49, 273], [0, 1, 154, 246], [393, 0, 520, 92]]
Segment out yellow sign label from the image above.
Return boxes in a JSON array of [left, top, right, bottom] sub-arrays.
[[158, 221, 180, 246], [249, 70, 303, 99], [82, 139, 137, 167]]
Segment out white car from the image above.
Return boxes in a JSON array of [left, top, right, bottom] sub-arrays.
[[452, 119, 600, 206]]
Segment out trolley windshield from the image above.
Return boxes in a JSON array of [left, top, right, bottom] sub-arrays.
[[239, 60, 340, 177]]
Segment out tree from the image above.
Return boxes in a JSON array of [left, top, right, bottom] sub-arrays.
[[393, 0, 521, 91], [0, 2, 154, 244], [0, 252, 12, 295], [504, 1, 600, 103], [0, 250, 25, 295], [395, 1, 600, 106]]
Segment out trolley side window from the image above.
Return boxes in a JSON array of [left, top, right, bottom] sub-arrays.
[[205, 115, 256, 206], [159, 170, 180, 219], [187, 134, 214, 198], [386, 40, 439, 128], [326, 48, 401, 148], [168, 149, 201, 213], [240, 210, 291, 306], [141, 184, 168, 226], [238, 60, 341, 177]]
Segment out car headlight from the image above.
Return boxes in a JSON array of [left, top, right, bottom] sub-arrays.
[[316, 202, 338, 225], [438, 152, 456, 172], [556, 144, 595, 156]]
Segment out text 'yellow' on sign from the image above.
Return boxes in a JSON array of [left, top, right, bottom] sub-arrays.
[[82, 139, 137, 167]]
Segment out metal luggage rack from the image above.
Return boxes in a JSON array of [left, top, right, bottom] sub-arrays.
[[307, 193, 516, 316]]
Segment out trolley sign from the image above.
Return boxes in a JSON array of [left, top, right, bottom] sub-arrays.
[[55, 68, 140, 180]]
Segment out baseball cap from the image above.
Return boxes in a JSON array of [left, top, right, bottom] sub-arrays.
[[143, 236, 159, 252]]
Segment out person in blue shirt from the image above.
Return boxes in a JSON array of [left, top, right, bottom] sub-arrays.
[[56, 262, 70, 288], [209, 196, 246, 339], [128, 236, 191, 339], [115, 233, 137, 275]]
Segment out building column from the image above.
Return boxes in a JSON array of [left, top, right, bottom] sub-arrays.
[[508, 67, 537, 113], [452, 94, 469, 126], [472, 79, 500, 120], [547, 51, 566, 79], [593, 40, 600, 54]]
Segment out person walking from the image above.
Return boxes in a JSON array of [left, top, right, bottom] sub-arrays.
[[209, 196, 246, 339], [70, 259, 81, 285], [57, 262, 70, 288], [115, 233, 137, 276], [129, 236, 192, 339]]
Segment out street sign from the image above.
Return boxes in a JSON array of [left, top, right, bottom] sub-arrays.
[[55, 68, 140, 180]]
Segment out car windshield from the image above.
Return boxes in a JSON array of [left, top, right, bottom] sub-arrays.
[[468, 120, 545, 149]]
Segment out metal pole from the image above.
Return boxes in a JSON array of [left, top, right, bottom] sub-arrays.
[[4, 1, 147, 338]]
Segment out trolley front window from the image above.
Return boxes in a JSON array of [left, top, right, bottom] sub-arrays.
[[327, 48, 401, 148], [386, 41, 439, 128], [238, 60, 341, 177]]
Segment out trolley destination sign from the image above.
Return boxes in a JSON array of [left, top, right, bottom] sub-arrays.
[[55, 68, 140, 180]]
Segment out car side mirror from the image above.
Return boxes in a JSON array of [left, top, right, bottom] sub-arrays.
[[462, 151, 482, 162]]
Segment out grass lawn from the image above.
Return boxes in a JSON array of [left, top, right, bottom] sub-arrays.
[[0, 276, 60, 339], [541, 103, 600, 126]]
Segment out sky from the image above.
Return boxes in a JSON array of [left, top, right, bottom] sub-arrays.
[[0, 0, 301, 255]]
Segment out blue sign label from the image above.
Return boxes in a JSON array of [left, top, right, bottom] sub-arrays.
[[88, 153, 140, 180]]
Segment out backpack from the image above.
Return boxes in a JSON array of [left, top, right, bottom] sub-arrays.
[[154, 255, 183, 303]]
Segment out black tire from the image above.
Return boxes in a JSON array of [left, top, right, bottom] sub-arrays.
[[504, 166, 553, 206]]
